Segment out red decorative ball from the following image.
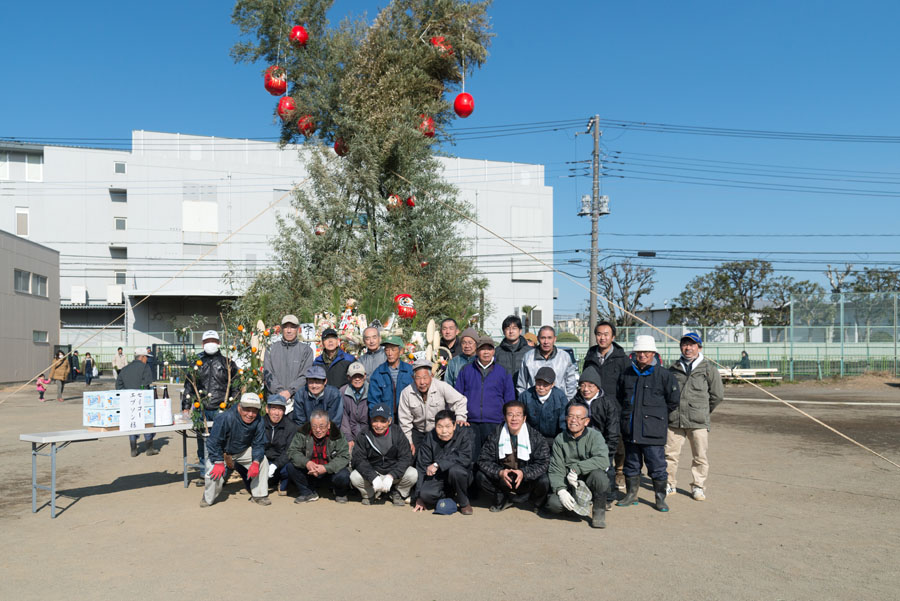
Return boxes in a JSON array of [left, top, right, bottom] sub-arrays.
[[430, 36, 454, 56], [334, 137, 349, 156], [454, 93, 474, 118], [394, 294, 417, 319], [290, 25, 309, 47], [418, 115, 435, 138], [277, 96, 296, 120], [406, 196, 416, 207], [387, 194, 403, 209], [297, 115, 315, 137], [264, 66, 287, 96], [314, 224, 327, 236], [419, 261, 429, 267]]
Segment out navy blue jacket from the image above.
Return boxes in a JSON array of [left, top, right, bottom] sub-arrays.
[[576, 391, 620, 461], [520, 385, 568, 440], [206, 405, 266, 464], [454, 361, 516, 425], [616, 354, 680, 445], [368, 361, 414, 417], [313, 348, 356, 389], [291, 384, 343, 427]]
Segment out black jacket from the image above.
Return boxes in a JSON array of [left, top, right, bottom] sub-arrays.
[[476, 422, 550, 482], [264, 415, 298, 469], [183, 352, 239, 411], [351, 424, 413, 481], [415, 426, 474, 491], [616, 354, 680, 445], [494, 337, 531, 387], [582, 342, 629, 399], [116, 360, 153, 390], [576, 391, 619, 461]]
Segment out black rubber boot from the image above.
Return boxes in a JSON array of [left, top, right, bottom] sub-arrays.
[[616, 476, 640, 506], [145, 440, 159, 456], [653, 479, 669, 512], [130, 439, 139, 457], [591, 502, 607, 528]]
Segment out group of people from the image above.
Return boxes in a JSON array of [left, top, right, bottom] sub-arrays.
[[179, 314, 724, 527]]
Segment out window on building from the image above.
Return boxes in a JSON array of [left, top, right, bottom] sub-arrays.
[[114, 161, 126, 174], [31, 273, 48, 297], [109, 189, 127, 203], [115, 217, 126, 230], [15, 207, 29, 236], [26, 154, 42, 182], [109, 247, 127, 259], [33, 330, 48, 344], [115, 271, 126, 285], [0, 153, 8, 180], [14, 269, 31, 293]]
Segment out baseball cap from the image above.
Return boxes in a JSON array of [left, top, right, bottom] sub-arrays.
[[369, 402, 391, 419], [134, 347, 151, 357], [680, 332, 703, 346], [535, 366, 556, 385], [322, 328, 338, 339], [412, 357, 433, 372], [305, 365, 327, 380], [201, 330, 219, 341], [434, 498, 458, 515], [476, 335, 496, 349], [281, 314, 299, 326], [239, 393, 262, 409], [266, 394, 287, 408], [382, 335, 404, 347], [347, 362, 366, 378]]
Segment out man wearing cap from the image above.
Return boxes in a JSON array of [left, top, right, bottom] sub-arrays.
[[413, 410, 476, 515], [183, 330, 239, 461], [350, 403, 417, 505], [495, 315, 532, 387], [665, 332, 724, 502], [286, 409, 351, 503], [368, 335, 413, 417], [546, 401, 610, 528], [340, 362, 369, 451], [292, 365, 343, 427], [313, 328, 356, 389], [516, 326, 578, 400], [201, 392, 271, 507], [264, 315, 315, 414], [358, 327, 386, 378], [397, 357, 468, 454], [117, 347, 156, 457], [263, 395, 298, 496], [455, 335, 516, 457], [444, 327, 478, 388], [520, 366, 568, 446], [616, 335, 680, 512], [476, 400, 551, 512], [575, 365, 620, 509]]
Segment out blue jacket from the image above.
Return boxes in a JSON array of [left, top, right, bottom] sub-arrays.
[[313, 348, 356, 389], [616, 354, 680, 445], [445, 353, 474, 388], [291, 384, 343, 427], [520, 385, 568, 440], [455, 361, 515, 424], [368, 361, 414, 417], [206, 405, 266, 464]]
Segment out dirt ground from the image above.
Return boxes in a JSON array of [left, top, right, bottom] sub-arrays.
[[1, 375, 898, 601]]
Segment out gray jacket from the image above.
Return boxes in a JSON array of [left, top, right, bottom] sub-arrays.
[[263, 338, 314, 397], [358, 347, 386, 379], [516, 347, 579, 400], [668, 356, 724, 430]]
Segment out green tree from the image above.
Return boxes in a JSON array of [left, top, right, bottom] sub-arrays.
[[850, 267, 899, 342], [226, 0, 492, 329]]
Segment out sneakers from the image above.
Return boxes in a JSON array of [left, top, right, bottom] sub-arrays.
[[277, 489, 288, 496], [692, 487, 706, 501], [199, 497, 211, 508], [458, 504, 474, 515], [294, 492, 319, 504], [335, 495, 349, 504], [489, 499, 514, 513], [390, 491, 406, 507], [666, 484, 676, 496], [251, 496, 272, 506], [361, 497, 372, 506]]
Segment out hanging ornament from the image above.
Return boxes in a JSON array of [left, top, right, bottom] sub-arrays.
[[314, 223, 327, 236], [264, 66, 287, 96], [290, 25, 309, 47], [334, 137, 349, 156], [394, 294, 417, 319], [277, 96, 296, 120], [418, 115, 435, 138], [297, 115, 315, 137], [387, 194, 403, 210], [406, 196, 416, 207], [454, 93, 474, 118], [419, 261, 429, 267], [430, 36, 454, 56]]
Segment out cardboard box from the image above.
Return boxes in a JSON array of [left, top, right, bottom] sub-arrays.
[[83, 409, 119, 428]]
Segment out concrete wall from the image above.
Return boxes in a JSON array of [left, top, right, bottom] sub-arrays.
[[0, 230, 59, 383]]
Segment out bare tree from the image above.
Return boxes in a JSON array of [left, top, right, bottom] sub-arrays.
[[596, 260, 656, 330], [825, 264, 854, 293]]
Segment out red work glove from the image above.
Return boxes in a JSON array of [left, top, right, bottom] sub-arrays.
[[209, 463, 226, 480], [247, 461, 260, 479]]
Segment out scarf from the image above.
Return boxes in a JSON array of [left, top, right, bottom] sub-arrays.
[[498, 423, 531, 461]]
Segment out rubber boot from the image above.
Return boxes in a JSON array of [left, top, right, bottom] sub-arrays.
[[591, 502, 607, 529], [145, 440, 159, 456], [616, 476, 640, 506], [653, 479, 669, 512], [130, 439, 139, 457]]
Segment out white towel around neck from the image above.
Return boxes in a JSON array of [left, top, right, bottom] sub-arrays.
[[498, 423, 531, 461]]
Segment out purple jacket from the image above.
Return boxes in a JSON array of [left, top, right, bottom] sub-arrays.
[[454, 360, 516, 424], [340, 382, 369, 443]]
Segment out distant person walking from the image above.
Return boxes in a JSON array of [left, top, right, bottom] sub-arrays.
[[50, 351, 70, 402], [36, 374, 51, 402], [83, 353, 95, 386], [734, 350, 751, 370], [112, 347, 128, 379]]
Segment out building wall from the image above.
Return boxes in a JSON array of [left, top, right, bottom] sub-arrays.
[[0, 230, 60, 383]]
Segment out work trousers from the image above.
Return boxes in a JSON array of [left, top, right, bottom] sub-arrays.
[[475, 470, 550, 506], [284, 463, 351, 497], [417, 465, 473, 508], [544, 469, 609, 514], [623, 441, 668, 481], [350, 466, 418, 501], [614, 439, 625, 488], [55, 380, 65, 398], [204, 447, 269, 504], [665, 427, 709, 490]]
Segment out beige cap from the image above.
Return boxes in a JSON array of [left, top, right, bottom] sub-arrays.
[[281, 314, 299, 326], [238, 392, 262, 408], [347, 361, 366, 377]]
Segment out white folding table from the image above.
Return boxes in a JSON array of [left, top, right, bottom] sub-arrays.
[[20, 423, 207, 518]]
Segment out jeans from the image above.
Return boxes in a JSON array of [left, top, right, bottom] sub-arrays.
[[129, 433, 156, 443], [284, 463, 351, 497], [623, 441, 668, 480], [197, 410, 219, 460], [267, 464, 291, 492]]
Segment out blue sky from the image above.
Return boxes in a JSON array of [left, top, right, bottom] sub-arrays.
[[3, 0, 899, 316]]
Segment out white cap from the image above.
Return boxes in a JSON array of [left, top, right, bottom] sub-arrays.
[[202, 330, 220, 341], [134, 347, 151, 357], [632, 335, 658, 353], [238, 393, 261, 408]]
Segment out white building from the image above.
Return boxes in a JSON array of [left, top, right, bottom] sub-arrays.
[[0, 131, 554, 347]]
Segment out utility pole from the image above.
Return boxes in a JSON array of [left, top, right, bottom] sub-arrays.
[[588, 115, 601, 338]]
